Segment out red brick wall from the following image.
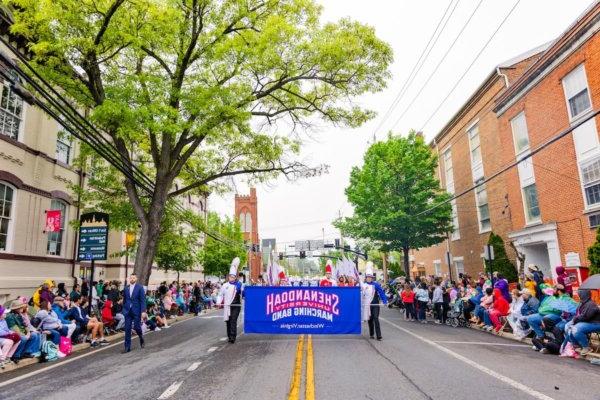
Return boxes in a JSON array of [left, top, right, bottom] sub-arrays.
[[234, 188, 262, 281], [497, 31, 600, 270], [414, 74, 516, 280]]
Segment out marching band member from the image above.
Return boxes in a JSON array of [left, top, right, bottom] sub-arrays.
[[361, 262, 387, 341], [276, 270, 290, 286], [320, 260, 337, 287], [217, 257, 243, 343]]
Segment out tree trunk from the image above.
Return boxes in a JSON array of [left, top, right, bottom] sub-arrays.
[[131, 183, 170, 286], [381, 252, 389, 283], [403, 246, 410, 278]]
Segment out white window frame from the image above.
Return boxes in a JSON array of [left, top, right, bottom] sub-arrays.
[[443, 147, 454, 193], [474, 180, 491, 233], [433, 260, 441, 277], [47, 199, 68, 256], [0, 181, 16, 252], [0, 82, 25, 142], [467, 122, 485, 182], [453, 256, 464, 277], [56, 129, 73, 165], [561, 64, 593, 123], [450, 200, 460, 240], [510, 111, 530, 155], [580, 155, 600, 210]]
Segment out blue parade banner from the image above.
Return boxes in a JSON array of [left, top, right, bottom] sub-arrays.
[[243, 286, 361, 334]]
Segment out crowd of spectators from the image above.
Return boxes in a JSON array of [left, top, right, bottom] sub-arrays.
[[386, 264, 600, 359], [0, 278, 222, 369]]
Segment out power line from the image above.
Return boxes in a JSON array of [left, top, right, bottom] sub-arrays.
[[419, 0, 522, 132], [415, 107, 600, 217], [390, 0, 484, 131], [0, 34, 243, 251], [371, 0, 459, 140]]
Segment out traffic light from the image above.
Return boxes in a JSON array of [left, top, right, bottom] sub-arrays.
[[279, 252, 284, 261], [299, 250, 306, 259]]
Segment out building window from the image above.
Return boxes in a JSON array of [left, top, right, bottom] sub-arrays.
[[450, 200, 460, 240], [47, 199, 67, 256], [454, 259, 464, 276], [443, 148, 454, 192], [475, 180, 491, 232], [468, 124, 482, 167], [433, 261, 441, 277], [0, 84, 23, 141], [0, 182, 14, 251], [245, 213, 252, 233], [562, 64, 592, 120], [582, 157, 600, 207], [523, 184, 541, 222], [510, 112, 530, 154], [56, 130, 72, 164]]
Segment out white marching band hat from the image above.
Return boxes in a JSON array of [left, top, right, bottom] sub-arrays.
[[229, 257, 240, 276], [365, 261, 374, 277]]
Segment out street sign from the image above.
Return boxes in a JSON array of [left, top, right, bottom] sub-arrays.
[[77, 212, 109, 261], [483, 245, 495, 261], [294, 240, 324, 251]]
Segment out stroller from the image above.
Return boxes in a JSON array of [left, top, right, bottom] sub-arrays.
[[446, 299, 470, 328]]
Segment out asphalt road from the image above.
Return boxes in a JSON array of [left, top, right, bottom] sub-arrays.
[[1, 308, 599, 400]]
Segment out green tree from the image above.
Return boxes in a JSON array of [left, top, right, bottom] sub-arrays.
[[200, 212, 246, 277], [485, 232, 518, 282], [587, 228, 600, 275], [336, 132, 452, 277], [7, 0, 393, 284], [155, 229, 201, 281]]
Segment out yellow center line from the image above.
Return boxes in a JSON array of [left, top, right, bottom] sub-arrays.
[[305, 335, 315, 400], [288, 335, 304, 400]]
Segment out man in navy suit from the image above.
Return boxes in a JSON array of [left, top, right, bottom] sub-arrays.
[[122, 273, 146, 353]]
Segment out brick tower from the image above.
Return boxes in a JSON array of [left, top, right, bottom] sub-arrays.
[[234, 188, 262, 281]]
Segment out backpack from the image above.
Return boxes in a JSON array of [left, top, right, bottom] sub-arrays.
[[41, 340, 60, 362], [59, 336, 72, 356]]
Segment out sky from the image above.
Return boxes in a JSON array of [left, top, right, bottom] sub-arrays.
[[209, 0, 595, 250]]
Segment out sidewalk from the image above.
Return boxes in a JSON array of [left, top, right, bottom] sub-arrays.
[[0, 311, 210, 375], [468, 322, 600, 362]]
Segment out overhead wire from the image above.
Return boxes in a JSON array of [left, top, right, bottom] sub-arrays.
[[414, 108, 600, 217], [419, 0, 522, 132], [0, 34, 244, 250], [371, 0, 459, 140], [390, 0, 485, 131]]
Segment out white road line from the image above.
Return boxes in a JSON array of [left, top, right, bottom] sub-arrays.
[[186, 362, 202, 372], [434, 341, 530, 347], [381, 318, 555, 400], [207, 346, 218, 353], [157, 381, 182, 399], [219, 337, 228, 341], [0, 315, 199, 388]]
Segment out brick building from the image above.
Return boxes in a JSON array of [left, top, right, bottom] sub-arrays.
[[494, 1, 600, 281], [235, 188, 262, 281], [413, 2, 600, 283], [411, 46, 548, 280]]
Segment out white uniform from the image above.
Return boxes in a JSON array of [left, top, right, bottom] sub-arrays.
[[361, 282, 376, 321], [216, 281, 240, 321]]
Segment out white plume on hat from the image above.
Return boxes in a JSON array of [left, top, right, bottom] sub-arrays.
[[365, 261, 374, 277], [229, 257, 240, 276]]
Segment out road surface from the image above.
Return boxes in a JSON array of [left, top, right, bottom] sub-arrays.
[[1, 308, 598, 400]]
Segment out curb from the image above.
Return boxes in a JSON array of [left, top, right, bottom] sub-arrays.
[[468, 323, 600, 361], [0, 311, 207, 374]]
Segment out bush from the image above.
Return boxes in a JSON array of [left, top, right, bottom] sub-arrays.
[[588, 228, 600, 275], [485, 232, 518, 282]]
